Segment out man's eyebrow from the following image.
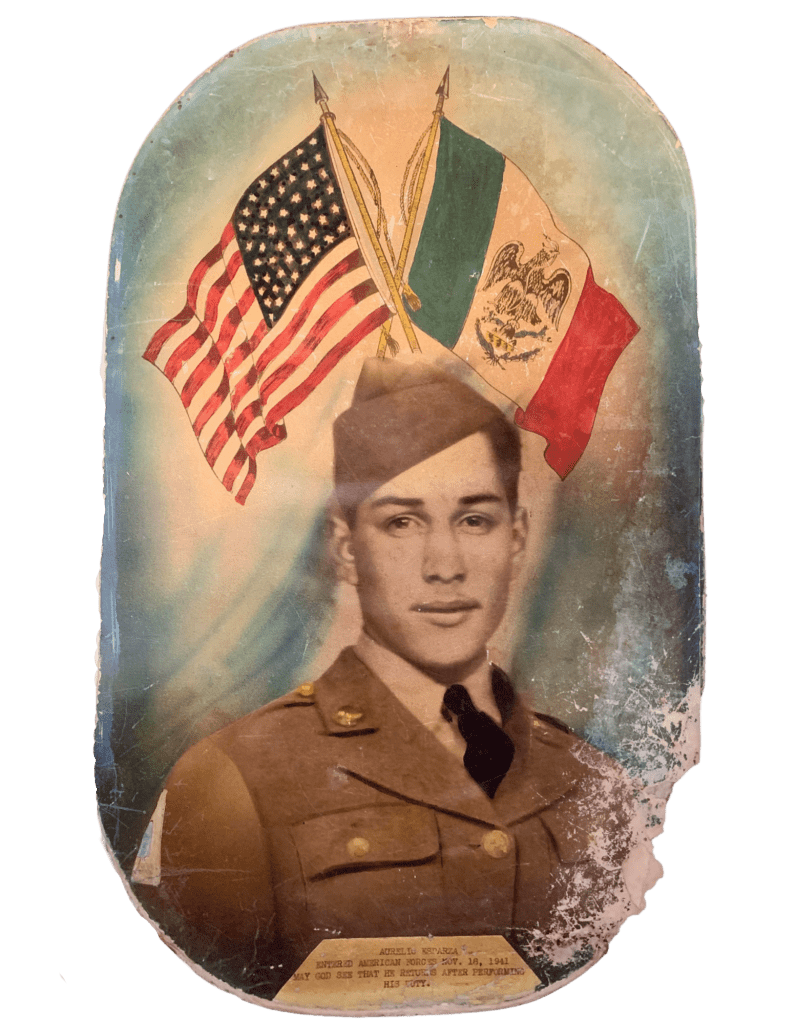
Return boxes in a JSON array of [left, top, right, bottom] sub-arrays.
[[369, 496, 424, 509], [458, 493, 503, 506], [369, 493, 504, 510]]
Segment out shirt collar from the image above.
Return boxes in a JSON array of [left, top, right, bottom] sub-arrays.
[[353, 631, 502, 734]]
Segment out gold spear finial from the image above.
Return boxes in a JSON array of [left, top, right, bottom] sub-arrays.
[[436, 66, 450, 104], [313, 74, 420, 353], [312, 72, 329, 108]]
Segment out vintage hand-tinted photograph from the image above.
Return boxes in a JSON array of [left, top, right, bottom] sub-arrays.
[[98, 16, 702, 1013]]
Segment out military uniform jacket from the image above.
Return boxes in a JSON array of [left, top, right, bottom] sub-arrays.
[[134, 648, 633, 995]]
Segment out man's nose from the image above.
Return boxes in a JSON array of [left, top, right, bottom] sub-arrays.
[[422, 527, 466, 583]]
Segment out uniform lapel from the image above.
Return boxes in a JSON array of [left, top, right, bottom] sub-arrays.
[[492, 699, 587, 826], [313, 649, 500, 825]]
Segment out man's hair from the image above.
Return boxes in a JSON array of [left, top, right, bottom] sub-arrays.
[[484, 414, 523, 513], [340, 417, 522, 529]]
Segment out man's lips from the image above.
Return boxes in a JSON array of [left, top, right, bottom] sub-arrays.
[[413, 600, 481, 613]]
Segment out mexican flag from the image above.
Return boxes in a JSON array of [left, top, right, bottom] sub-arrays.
[[404, 118, 639, 479]]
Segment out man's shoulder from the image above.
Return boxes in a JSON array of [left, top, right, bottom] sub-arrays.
[[497, 668, 620, 776], [519, 700, 628, 776], [176, 648, 364, 765], [514, 697, 635, 816], [195, 680, 320, 758]]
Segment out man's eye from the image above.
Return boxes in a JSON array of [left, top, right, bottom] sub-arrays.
[[384, 516, 419, 535], [459, 514, 493, 533]]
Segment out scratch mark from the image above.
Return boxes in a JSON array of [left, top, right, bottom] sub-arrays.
[[286, 594, 308, 630], [634, 216, 651, 264], [470, 92, 521, 102], [629, 536, 649, 589]]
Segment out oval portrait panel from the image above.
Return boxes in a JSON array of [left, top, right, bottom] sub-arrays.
[[98, 16, 703, 1014]]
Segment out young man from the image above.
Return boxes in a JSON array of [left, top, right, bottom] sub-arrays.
[[132, 360, 635, 998]]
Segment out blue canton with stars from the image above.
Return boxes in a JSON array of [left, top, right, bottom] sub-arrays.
[[233, 129, 352, 328]]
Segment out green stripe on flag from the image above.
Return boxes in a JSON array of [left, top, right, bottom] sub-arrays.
[[406, 119, 504, 349]]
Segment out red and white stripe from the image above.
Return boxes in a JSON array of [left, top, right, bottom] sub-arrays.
[[144, 223, 390, 504]]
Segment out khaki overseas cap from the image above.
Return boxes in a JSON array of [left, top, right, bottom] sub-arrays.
[[333, 359, 507, 507]]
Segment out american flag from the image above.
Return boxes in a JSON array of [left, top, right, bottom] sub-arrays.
[[144, 128, 391, 505]]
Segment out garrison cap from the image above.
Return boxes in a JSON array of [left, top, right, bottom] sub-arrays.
[[333, 359, 507, 509]]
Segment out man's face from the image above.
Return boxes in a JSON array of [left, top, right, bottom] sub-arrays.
[[336, 431, 526, 680]]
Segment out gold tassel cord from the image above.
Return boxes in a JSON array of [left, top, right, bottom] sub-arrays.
[[313, 70, 448, 358], [376, 119, 435, 358], [399, 124, 432, 226], [338, 128, 411, 359], [314, 74, 420, 353], [376, 68, 449, 357], [338, 131, 398, 270], [377, 68, 449, 357]]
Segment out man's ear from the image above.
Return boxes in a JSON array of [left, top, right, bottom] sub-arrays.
[[329, 512, 359, 587], [511, 506, 528, 573]]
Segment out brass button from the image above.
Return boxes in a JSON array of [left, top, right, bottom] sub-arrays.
[[346, 836, 371, 858], [295, 682, 314, 698], [334, 705, 364, 728], [481, 829, 512, 859]]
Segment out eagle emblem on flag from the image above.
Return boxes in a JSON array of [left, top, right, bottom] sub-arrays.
[[474, 236, 573, 365], [483, 237, 572, 333]]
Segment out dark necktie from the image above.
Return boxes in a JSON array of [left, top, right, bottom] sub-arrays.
[[443, 684, 515, 798]]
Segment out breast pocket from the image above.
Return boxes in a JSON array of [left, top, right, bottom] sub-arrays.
[[291, 803, 444, 940]]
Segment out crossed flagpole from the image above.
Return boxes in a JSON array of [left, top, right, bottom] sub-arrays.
[[314, 68, 451, 357]]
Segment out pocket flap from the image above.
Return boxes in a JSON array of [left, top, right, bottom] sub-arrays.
[[293, 804, 439, 881]]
